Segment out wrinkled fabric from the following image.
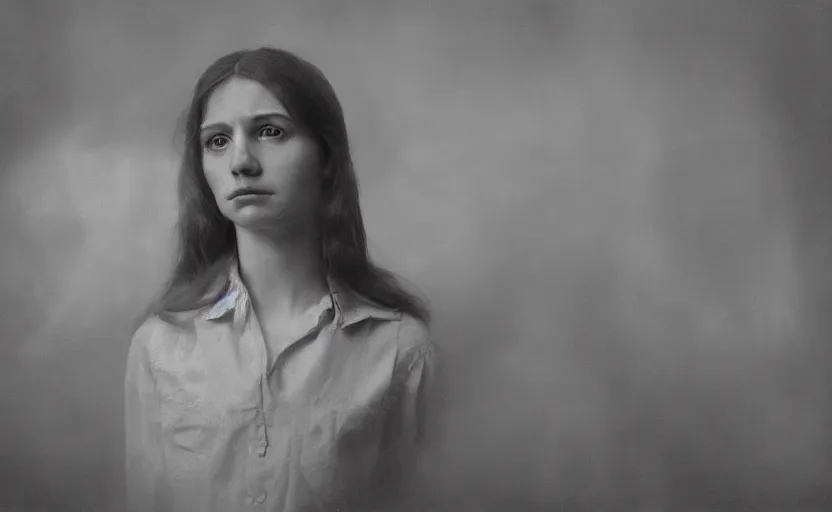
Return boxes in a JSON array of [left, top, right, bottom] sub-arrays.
[[125, 263, 434, 512]]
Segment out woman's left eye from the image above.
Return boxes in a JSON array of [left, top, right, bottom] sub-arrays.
[[258, 125, 284, 139]]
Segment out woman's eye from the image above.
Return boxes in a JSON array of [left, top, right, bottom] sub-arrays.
[[258, 125, 284, 139], [205, 135, 229, 151]]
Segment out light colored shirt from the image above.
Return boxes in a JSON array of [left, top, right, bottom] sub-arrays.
[[125, 263, 435, 512]]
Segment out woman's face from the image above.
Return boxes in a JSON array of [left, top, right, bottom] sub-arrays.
[[200, 76, 322, 233]]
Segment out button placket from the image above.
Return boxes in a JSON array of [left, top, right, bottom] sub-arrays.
[[246, 306, 271, 457], [244, 490, 267, 506], [241, 307, 272, 505], [256, 385, 269, 457], [249, 409, 268, 457]]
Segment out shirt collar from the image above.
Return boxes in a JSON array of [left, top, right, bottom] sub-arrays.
[[202, 259, 400, 327]]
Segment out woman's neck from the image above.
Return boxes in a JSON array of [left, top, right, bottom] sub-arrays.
[[234, 226, 328, 320]]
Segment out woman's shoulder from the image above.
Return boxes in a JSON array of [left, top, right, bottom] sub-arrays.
[[128, 311, 198, 357], [394, 313, 434, 363]]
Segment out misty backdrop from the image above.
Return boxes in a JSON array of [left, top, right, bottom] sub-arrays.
[[1, 1, 831, 510]]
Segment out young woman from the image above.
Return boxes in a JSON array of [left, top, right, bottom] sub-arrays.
[[125, 47, 436, 512]]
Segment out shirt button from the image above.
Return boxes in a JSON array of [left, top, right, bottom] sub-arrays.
[[255, 491, 267, 504], [244, 496, 254, 505]]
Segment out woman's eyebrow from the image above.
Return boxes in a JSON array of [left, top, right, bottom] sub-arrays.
[[200, 112, 292, 134]]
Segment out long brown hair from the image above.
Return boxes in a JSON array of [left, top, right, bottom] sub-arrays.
[[143, 47, 429, 326]]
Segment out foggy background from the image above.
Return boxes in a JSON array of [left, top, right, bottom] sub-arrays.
[[2, 0, 831, 510]]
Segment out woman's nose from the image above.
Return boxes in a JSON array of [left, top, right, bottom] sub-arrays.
[[230, 141, 262, 177]]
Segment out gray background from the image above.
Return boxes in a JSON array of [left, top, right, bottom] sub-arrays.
[[1, 0, 831, 510]]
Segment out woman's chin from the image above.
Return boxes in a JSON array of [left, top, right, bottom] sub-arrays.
[[229, 211, 309, 236], [228, 210, 279, 230]]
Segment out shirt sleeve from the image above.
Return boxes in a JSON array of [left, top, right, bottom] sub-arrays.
[[124, 318, 169, 512], [375, 316, 442, 509]]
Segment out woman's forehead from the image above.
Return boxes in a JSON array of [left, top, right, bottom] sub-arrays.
[[202, 76, 289, 126]]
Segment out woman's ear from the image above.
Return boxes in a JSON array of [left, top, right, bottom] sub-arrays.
[[319, 160, 335, 192]]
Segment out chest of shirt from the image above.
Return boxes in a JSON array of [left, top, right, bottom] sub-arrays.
[[148, 314, 402, 416], [144, 314, 406, 509]]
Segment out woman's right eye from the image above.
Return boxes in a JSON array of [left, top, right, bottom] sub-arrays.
[[205, 135, 230, 151]]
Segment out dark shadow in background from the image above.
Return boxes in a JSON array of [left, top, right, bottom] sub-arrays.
[[771, 2, 832, 506]]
